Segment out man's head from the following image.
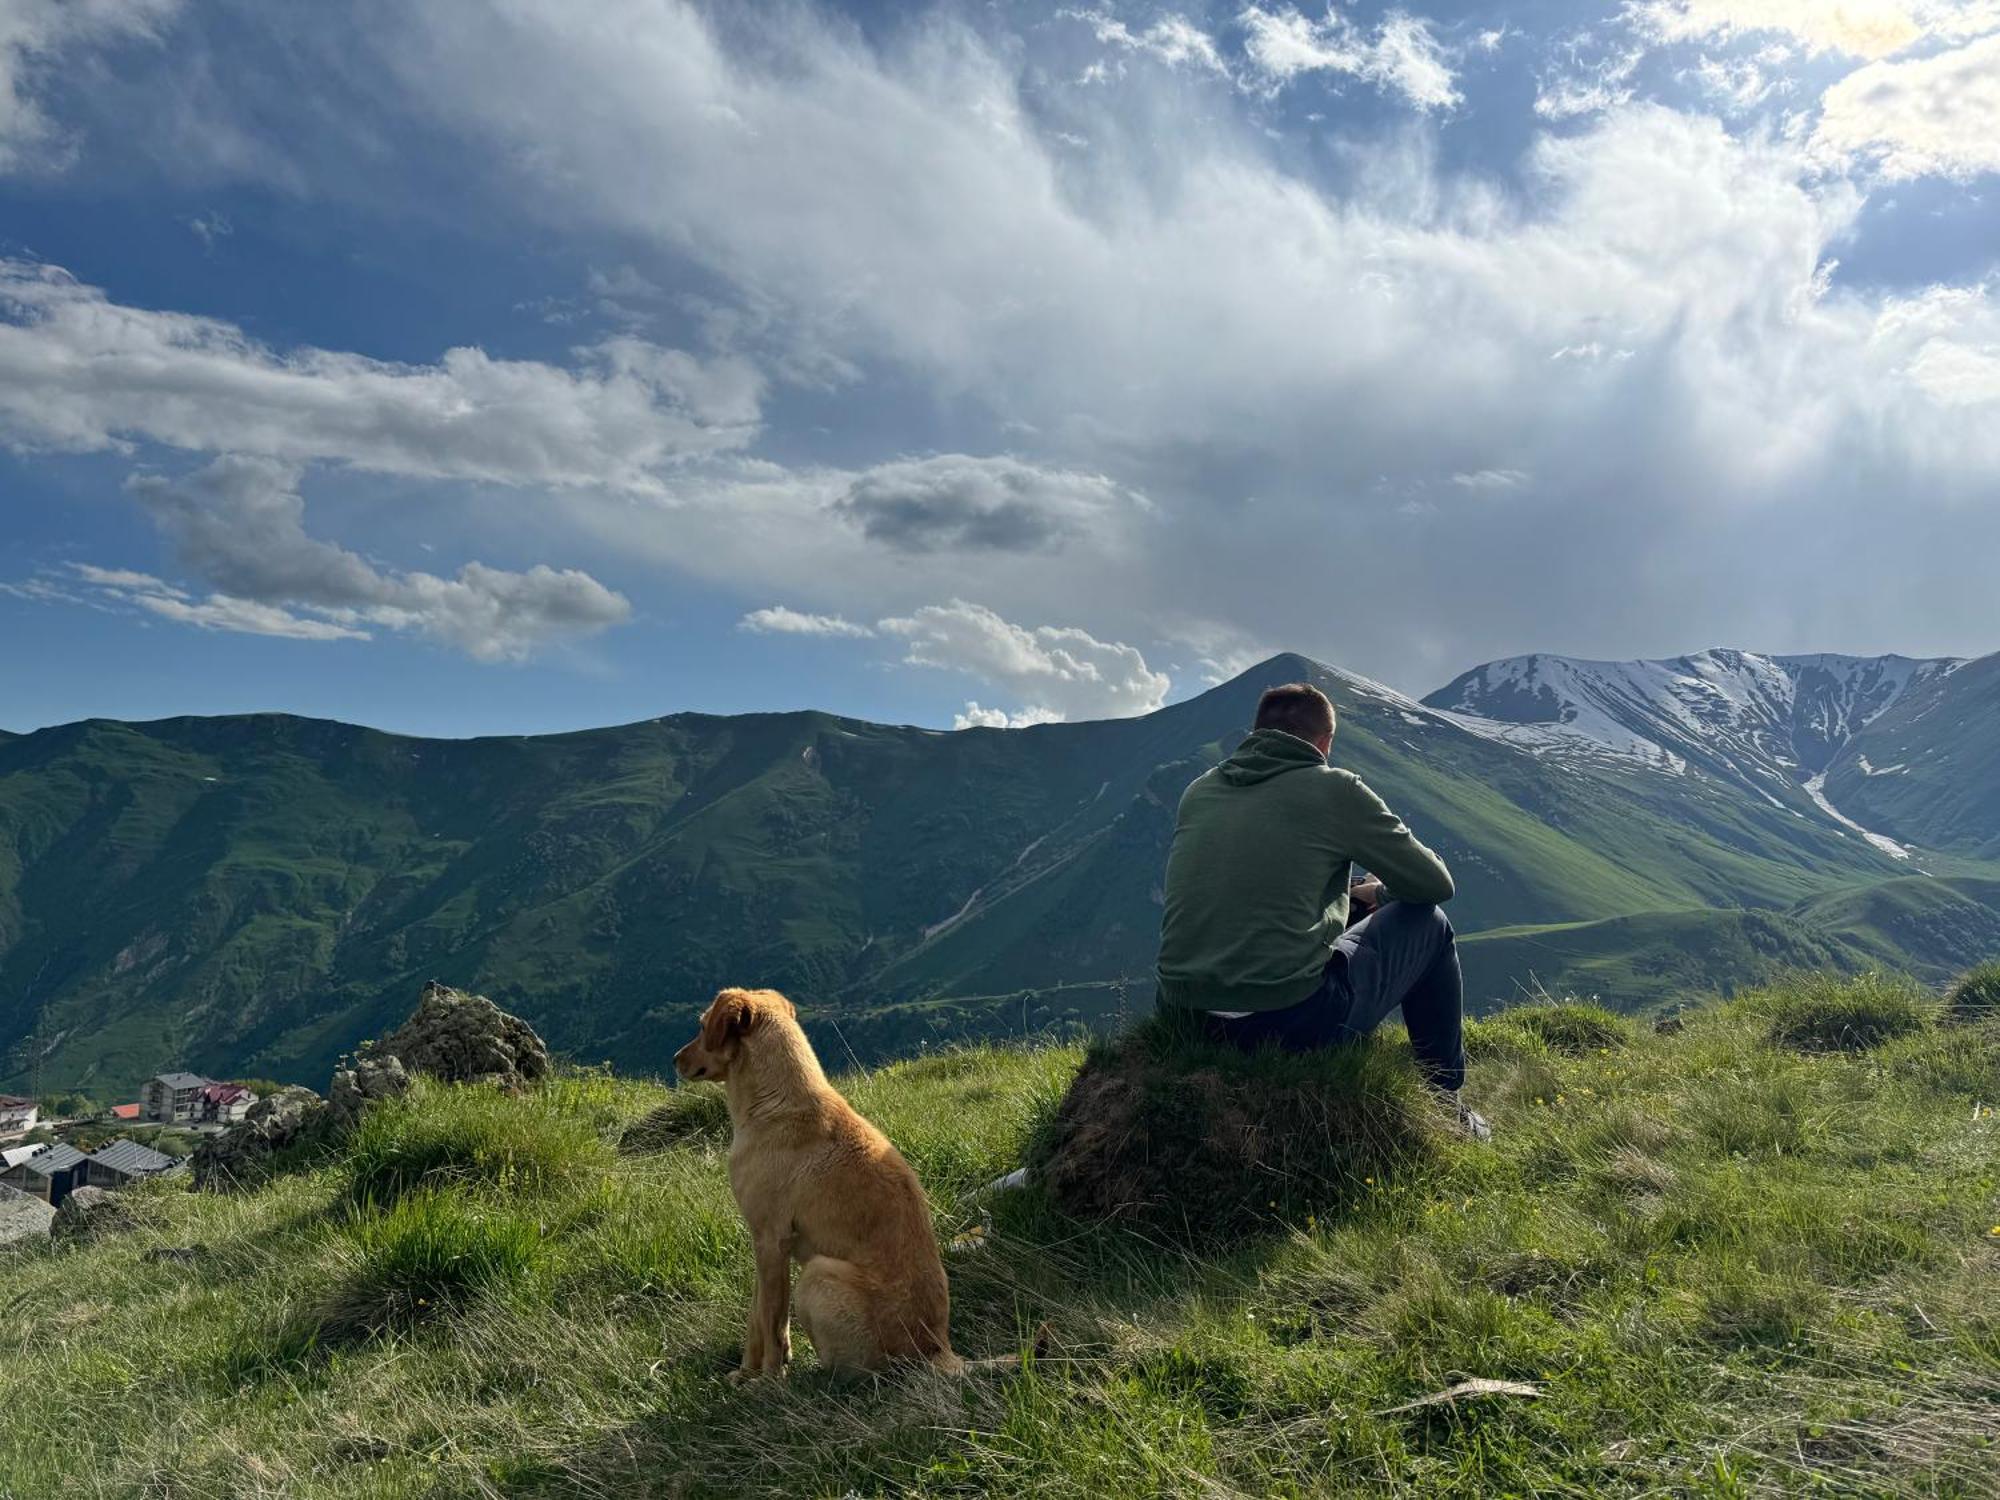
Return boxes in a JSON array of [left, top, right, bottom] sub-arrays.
[[1254, 681, 1335, 755]]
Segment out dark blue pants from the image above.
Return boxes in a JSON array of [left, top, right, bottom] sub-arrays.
[[1196, 902, 1466, 1092]]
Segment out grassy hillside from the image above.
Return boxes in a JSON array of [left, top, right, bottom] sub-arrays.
[[8, 653, 1970, 1098], [1458, 907, 1873, 1013], [4, 973, 1997, 1498]]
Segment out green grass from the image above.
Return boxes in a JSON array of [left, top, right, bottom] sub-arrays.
[[1950, 960, 2000, 1021], [1744, 969, 1938, 1053], [2, 973, 1998, 1497]]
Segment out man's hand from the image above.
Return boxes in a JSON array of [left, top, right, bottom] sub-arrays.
[[1349, 877, 1386, 910]]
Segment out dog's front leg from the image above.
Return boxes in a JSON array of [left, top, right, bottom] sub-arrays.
[[755, 1232, 793, 1374], [732, 1233, 792, 1382]]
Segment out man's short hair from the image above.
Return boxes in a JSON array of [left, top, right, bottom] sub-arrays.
[[1254, 682, 1335, 743]]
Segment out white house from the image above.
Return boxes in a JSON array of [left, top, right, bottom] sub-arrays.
[[0, 1095, 37, 1140]]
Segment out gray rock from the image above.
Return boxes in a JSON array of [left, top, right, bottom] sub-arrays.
[[0, 1182, 55, 1250], [52, 1185, 138, 1243], [193, 1085, 330, 1192], [379, 980, 550, 1089], [328, 1049, 411, 1129]]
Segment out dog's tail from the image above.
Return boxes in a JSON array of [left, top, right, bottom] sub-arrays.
[[932, 1322, 1053, 1376]]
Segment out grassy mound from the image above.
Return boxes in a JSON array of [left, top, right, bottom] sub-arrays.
[[1949, 959, 2000, 1020], [316, 1189, 548, 1341], [1485, 999, 1633, 1055], [1029, 1014, 1448, 1241], [2, 972, 1998, 1498], [618, 1082, 730, 1153], [1748, 969, 1937, 1052], [346, 1076, 613, 1205]]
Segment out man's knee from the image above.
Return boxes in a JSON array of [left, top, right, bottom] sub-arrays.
[[1382, 900, 1453, 943]]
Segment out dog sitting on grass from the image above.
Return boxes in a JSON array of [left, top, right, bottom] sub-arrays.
[[675, 986, 975, 1381]]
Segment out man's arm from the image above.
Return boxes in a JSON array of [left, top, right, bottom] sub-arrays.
[[1337, 774, 1454, 904]]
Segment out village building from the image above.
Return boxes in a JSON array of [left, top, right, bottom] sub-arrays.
[[106, 1103, 142, 1123], [0, 1094, 37, 1139], [199, 1082, 256, 1124], [142, 1071, 210, 1124], [83, 1138, 181, 1189], [0, 1142, 89, 1206]]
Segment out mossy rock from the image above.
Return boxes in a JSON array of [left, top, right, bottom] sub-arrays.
[[1027, 1014, 1448, 1242]]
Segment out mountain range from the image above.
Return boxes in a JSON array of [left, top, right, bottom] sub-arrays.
[[3, 647, 1996, 1095]]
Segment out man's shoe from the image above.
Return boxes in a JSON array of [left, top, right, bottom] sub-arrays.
[[1434, 1090, 1493, 1142]]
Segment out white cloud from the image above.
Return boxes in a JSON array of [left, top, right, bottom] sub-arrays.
[[738, 606, 875, 638], [1629, 0, 1925, 57], [101, 455, 632, 659], [1238, 5, 1461, 110], [0, 0, 178, 172], [0, 259, 760, 489], [1811, 32, 2000, 180], [879, 601, 1170, 722], [1450, 468, 1530, 491], [1068, 10, 1228, 74], [952, 702, 1066, 730]]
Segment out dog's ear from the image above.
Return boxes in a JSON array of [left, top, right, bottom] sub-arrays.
[[702, 988, 758, 1050]]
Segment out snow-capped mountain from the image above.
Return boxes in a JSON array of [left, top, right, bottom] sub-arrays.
[[1421, 649, 1966, 856]]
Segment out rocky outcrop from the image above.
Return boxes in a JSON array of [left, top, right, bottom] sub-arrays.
[[51, 1185, 140, 1243], [379, 980, 550, 1089], [193, 1085, 330, 1192], [191, 984, 549, 1192], [0, 1182, 55, 1250], [328, 1050, 410, 1129]]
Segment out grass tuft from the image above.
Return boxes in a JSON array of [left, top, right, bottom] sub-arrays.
[[1748, 970, 1936, 1052], [618, 1084, 731, 1153], [314, 1189, 548, 1341], [345, 1076, 613, 1206], [1947, 958, 2000, 1020], [1027, 1011, 1448, 1241], [1490, 998, 1634, 1054]]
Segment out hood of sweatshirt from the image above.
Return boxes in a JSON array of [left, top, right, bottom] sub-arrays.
[[1214, 727, 1329, 786]]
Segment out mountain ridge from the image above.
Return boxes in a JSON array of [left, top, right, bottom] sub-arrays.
[[2, 644, 1995, 1095]]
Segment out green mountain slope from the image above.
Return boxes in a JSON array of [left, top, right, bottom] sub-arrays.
[[1, 653, 1991, 1094]]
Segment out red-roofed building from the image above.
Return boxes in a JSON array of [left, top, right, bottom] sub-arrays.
[[107, 1103, 142, 1122], [199, 1083, 256, 1124]]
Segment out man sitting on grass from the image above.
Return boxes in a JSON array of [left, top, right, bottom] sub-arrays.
[[1156, 680, 1490, 1139]]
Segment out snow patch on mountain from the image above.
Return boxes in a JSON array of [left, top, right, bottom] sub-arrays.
[[1802, 773, 1912, 860], [1421, 648, 1964, 848]]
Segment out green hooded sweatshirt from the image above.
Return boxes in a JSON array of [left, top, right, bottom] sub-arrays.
[[1156, 727, 1455, 1014]]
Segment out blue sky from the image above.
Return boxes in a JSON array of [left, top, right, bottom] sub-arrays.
[[2, 0, 1998, 737]]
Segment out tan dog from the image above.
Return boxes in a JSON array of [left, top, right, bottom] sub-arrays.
[[674, 987, 966, 1380]]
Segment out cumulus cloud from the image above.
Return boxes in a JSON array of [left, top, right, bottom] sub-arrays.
[[0, 259, 760, 489], [738, 605, 875, 638], [831, 455, 1140, 554], [879, 601, 1171, 723], [0, 0, 178, 171], [953, 702, 1066, 730], [106, 456, 631, 659], [1810, 32, 2000, 180], [1238, 5, 1461, 110], [336, 0, 2000, 686]]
